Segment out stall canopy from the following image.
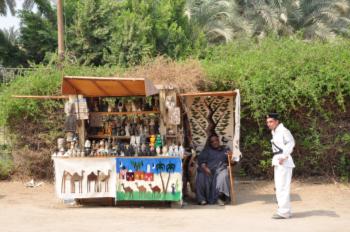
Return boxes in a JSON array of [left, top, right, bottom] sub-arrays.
[[61, 76, 158, 97]]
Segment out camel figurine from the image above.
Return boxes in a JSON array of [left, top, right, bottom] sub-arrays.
[[61, 170, 73, 193], [135, 182, 147, 198], [97, 170, 112, 192], [71, 170, 85, 193], [149, 184, 161, 198], [121, 183, 133, 198], [87, 171, 98, 192]]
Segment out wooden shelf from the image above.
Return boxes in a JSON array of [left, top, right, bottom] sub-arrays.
[[53, 156, 181, 159], [87, 135, 150, 139], [88, 135, 129, 139], [89, 111, 159, 116], [166, 135, 178, 138]]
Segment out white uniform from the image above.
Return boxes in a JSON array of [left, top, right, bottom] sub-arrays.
[[271, 123, 295, 218]]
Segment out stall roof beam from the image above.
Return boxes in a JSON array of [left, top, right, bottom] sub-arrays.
[[61, 76, 158, 97], [179, 91, 236, 97], [12, 95, 68, 99]]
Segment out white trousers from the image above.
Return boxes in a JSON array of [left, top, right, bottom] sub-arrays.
[[274, 165, 293, 217]]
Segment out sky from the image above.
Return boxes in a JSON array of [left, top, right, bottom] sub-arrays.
[[0, 0, 24, 30], [0, 0, 50, 30]]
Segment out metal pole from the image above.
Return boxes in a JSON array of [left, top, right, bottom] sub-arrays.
[[57, 0, 64, 63]]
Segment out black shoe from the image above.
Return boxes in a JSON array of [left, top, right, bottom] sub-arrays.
[[199, 200, 207, 205], [216, 199, 225, 206]]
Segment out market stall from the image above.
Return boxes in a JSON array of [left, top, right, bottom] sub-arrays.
[[48, 75, 241, 205], [52, 76, 185, 203]]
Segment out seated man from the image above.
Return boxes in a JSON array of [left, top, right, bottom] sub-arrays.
[[196, 134, 231, 206]]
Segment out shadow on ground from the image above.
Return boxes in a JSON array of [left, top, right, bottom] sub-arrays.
[[291, 210, 339, 218], [236, 193, 301, 205]]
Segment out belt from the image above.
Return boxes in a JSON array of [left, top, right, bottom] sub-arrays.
[[271, 141, 283, 155]]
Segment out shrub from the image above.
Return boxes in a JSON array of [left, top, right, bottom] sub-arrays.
[[203, 38, 350, 179], [0, 145, 13, 180], [0, 64, 118, 179]]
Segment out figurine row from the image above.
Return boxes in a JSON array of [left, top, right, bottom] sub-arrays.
[[52, 136, 185, 158], [88, 96, 159, 113], [89, 115, 160, 136]]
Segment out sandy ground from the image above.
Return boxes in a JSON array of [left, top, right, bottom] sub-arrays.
[[0, 180, 349, 232]]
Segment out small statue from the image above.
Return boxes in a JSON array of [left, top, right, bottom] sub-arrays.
[[105, 139, 111, 156], [117, 100, 124, 112], [125, 100, 132, 112], [131, 100, 137, 112], [152, 96, 159, 111], [149, 117, 156, 135], [146, 144, 152, 156], [168, 145, 174, 157], [173, 145, 179, 157], [97, 140, 105, 156], [162, 145, 168, 156], [91, 140, 96, 156], [149, 135, 156, 147], [156, 146, 161, 156], [136, 98, 143, 111], [135, 135, 141, 146], [57, 138, 65, 157], [178, 145, 185, 159], [130, 135, 136, 146], [144, 125, 149, 136], [84, 139, 91, 156], [125, 123, 130, 136], [69, 141, 75, 157], [140, 144, 147, 156], [139, 134, 146, 145], [93, 100, 99, 112], [155, 134, 163, 149]]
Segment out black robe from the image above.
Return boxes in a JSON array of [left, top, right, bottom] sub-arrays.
[[196, 146, 230, 204]]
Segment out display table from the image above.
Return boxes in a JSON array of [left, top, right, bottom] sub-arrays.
[[53, 157, 182, 202]]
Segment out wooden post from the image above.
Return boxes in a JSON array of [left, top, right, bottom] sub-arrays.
[[227, 154, 235, 205], [77, 120, 86, 150], [57, 0, 64, 63], [159, 89, 167, 136]]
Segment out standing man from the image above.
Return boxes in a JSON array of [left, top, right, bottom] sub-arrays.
[[266, 113, 295, 219]]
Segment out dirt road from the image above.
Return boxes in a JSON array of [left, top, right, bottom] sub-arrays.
[[0, 180, 349, 232]]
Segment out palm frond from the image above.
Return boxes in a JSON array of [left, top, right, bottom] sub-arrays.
[[0, 0, 16, 16], [187, 0, 246, 43]]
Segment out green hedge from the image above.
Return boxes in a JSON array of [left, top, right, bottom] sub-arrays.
[[202, 38, 350, 179], [1, 38, 349, 180], [0, 145, 13, 180], [0, 64, 118, 178]]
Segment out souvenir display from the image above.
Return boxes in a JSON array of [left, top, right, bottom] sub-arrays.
[[52, 75, 241, 204]]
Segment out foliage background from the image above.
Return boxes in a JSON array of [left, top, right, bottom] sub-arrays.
[[0, 0, 349, 181]]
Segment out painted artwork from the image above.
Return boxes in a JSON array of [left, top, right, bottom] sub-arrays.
[[53, 158, 116, 199], [186, 96, 234, 151], [116, 157, 182, 201]]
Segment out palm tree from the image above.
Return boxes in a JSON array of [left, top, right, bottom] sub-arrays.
[[239, 0, 350, 40], [155, 162, 166, 192], [164, 162, 176, 194], [0, 0, 16, 16], [186, 0, 249, 43], [1, 26, 19, 44], [237, 0, 297, 38], [188, 0, 350, 42], [297, 0, 350, 40], [22, 0, 56, 23]]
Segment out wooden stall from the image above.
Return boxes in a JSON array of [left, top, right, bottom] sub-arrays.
[[52, 76, 186, 204], [46, 76, 241, 206]]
